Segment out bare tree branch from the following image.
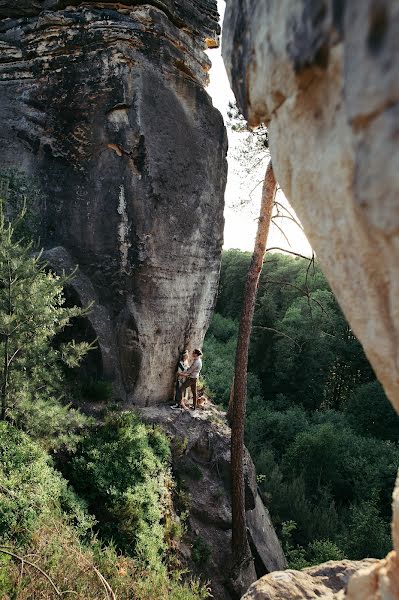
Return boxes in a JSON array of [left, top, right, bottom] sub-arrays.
[[272, 212, 304, 230], [252, 326, 303, 349], [265, 247, 312, 260], [271, 219, 292, 248], [273, 201, 304, 229], [263, 278, 326, 313], [0, 547, 63, 597]]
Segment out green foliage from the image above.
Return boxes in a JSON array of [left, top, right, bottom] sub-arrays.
[[67, 412, 172, 566], [205, 249, 398, 564], [0, 169, 44, 241], [191, 537, 211, 567], [0, 421, 207, 600], [0, 421, 93, 546], [346, 381, 399, 441], [281, 521, 309, 570], [308, 539, 346, 564], [281, 521, 346, 569], [80, 377, 113, 402], [0, 199, 93, 449], [175, 456, 203, 481], [339, 497, 392, 559]]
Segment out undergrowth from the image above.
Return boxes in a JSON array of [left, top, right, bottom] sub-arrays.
[[0, 418, 209, 600]]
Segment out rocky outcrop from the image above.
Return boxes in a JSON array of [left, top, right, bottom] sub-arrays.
[[241, 560, 378, 600], [138, 403, 286, 600], [0, 0, 227, 405], [222, 1, 399, 598], [222, 0, 399, 415]]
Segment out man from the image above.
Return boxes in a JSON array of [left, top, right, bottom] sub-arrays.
[[177, 349, 203, 410]]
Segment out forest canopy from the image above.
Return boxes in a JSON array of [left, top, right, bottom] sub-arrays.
[[203, 249, 398, 566]]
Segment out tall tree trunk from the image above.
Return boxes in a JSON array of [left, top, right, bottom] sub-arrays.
[[231, 161, 277, 564], [1, 335, 9, 421]]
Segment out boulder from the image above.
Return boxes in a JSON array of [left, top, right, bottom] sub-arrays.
[[242, 560, 378, 600], [0, 0, 227, 405]]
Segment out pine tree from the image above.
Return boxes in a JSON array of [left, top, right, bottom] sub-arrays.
[[230, 161, 277, 564], [0, 204, 93, 447]]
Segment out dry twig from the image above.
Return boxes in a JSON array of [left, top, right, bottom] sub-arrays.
[[0, 547, 63, 597]]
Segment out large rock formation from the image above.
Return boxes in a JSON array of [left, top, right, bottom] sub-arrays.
[[138, 403, 286, 600], [241, 560, 378, 600], [222, 1, 399, 598], [0, 0, 227, 405], [222, 0, 399, 414]]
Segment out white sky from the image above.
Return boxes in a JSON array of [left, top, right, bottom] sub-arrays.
[[205, 1, 312, 257]]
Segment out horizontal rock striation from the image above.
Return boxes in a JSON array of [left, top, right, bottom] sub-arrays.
[[0, 0, 227, 404]]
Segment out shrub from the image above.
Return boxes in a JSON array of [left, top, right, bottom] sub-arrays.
[[340, 496, 392, 559], [67, 412, 172, 566], [80, 378, 113, 402], [307, 539, 346, 564], [192, 537, 211, 567], [0, 420, 208, 599], [0, 421, 93, 546]]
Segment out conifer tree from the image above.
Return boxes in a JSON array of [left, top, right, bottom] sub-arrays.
[[0, 203, 92, 446], [230, 161, 277, 564]]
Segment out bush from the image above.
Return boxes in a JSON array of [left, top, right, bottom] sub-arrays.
[[0, 421, 93, 546], [67, 412, 172, 566], [0, 421, 208, 599], [192, 537, 211, 567], [340, 497, 392, 559], [307, 539, 346, 564], [80, 378, 113, 402]]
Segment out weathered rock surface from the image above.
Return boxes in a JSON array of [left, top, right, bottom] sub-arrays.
[[222, 0, 399, 414], [0, 0, 227, 405], [222, 1, 399, 598], [138, 403, 286, 599], [241, 560, 378, 600]]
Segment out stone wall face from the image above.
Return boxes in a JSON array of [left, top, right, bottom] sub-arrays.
[[222, 1, 399, 598], [222, 0, 399, 414], [0, 1, 227, 405]]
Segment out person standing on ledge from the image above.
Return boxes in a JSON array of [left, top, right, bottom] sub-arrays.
[[178, 349, 203, 410]]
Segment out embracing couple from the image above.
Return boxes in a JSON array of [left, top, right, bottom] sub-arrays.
[[171, 349, 203, 411]]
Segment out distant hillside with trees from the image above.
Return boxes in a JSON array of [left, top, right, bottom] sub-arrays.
[[203, 249, 399, 566]]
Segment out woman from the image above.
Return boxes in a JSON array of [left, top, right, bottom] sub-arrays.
[[171, 350, 190, 409]]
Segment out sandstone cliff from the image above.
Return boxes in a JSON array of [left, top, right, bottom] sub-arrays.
[[0, 0, 227, 405], [222, 1, 399, 599]]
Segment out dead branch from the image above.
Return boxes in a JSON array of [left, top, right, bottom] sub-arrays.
[[252, 326, 303, 349], [263, 278, 325, 313], [0, 547, 63, 597], [92, 565, 116, 600], [271, 219, 292, 248], [265, 247, 312, 260], [273, 201, 304, 230], [272, 213, 304, 230]]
